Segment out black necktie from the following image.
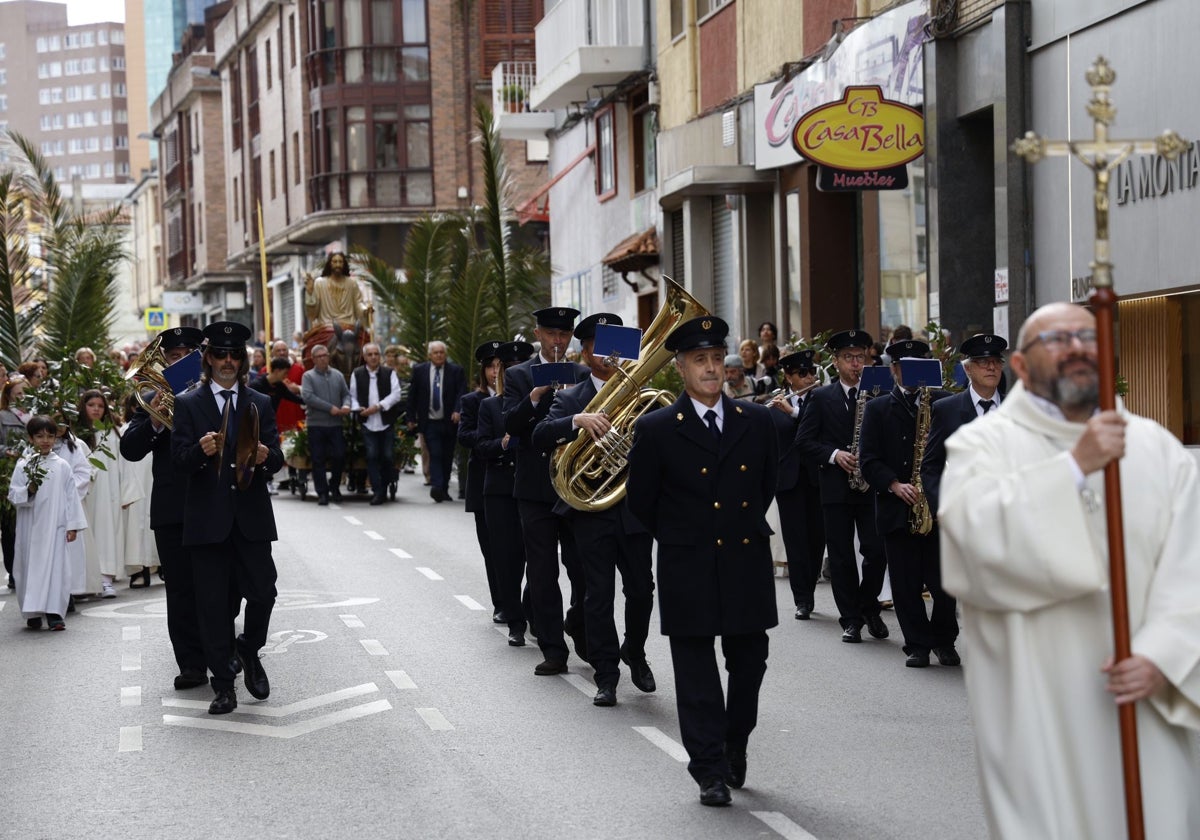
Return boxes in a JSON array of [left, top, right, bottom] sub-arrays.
[[704, 409, 720, 443], [219, 389, 235, 415], [432, 366, 442, 412], [979, 399, 995, 414], [847, 387, 858, 411]]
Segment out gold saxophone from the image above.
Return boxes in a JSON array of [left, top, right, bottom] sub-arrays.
[[847, 388, 871, 493], [908, 387, 934, 535], [551, 279, 710, 512]]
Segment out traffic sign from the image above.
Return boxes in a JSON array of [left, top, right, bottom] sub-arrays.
[[144, 307, 166, 330]]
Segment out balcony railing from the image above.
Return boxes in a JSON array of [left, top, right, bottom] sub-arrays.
[[493, 61, 537, 114], [535, 0, 646, 81], [308, 169, 434, 213]]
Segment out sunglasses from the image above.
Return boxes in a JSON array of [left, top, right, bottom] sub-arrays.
[[209, 348, 246, 360]]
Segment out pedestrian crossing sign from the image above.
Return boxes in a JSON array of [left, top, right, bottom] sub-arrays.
[[144, 307, 166, 330]]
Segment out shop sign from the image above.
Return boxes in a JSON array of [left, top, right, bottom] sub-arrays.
[[793, 86, 925, 170]]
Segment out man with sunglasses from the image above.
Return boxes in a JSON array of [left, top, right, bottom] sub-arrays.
[[939, 302, 1200, 840], [171, 322, 285, 715]]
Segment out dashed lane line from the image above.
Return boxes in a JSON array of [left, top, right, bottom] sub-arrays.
[[363, 530, 385, 541], [454, 595, 486, 611], [415, 567, 442, 580], [386, 670, 417, 690], [163, 683, 381, 717], [120, 686, 142, 707], [343, 516, 363, 525], [560, 673, 595, 698], [632, 726, 689, 762], [121, 650, 141, 672], [389, 548, 413, 559], [122, 626, 141, 641], [118, 726, 142, 752], [750, 811, 821, 840], [415, 707, 454, 731], [359, 639, 389, 655], [339, 614, 365, 628]]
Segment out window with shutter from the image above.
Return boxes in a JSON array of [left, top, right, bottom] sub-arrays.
[[480, 0, 543, 78]]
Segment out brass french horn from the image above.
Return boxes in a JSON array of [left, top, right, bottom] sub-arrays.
[[551, 279, 710, 512], [124, 334, 175, 429]]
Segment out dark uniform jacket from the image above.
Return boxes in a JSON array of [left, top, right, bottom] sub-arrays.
[[501, 357, 589, 503], [475, 395, 516, 496], [170, 384, 285, 547], [858, 386, 952, 536], [406, 360, 466, 433], [770, 392, 819, 493], [121, 409, 184, 529], [456, 389, 489, 512], [531, 376, 646, 534], [921, 388, 984, 515], [626, 393, 779, 637], [795, 381, 873, 505]]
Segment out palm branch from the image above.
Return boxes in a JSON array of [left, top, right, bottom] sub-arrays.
[[397, 215, 461, 361], [0, 172, 37, 367]]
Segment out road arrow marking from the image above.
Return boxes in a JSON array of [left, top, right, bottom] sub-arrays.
[[750, 811, 821, 840], [163, 682, 381, 717], [262, 629, 328, 654], [415, 567, 441, 580], [163, 699, 393, 738], [632, 726, 689, 762]]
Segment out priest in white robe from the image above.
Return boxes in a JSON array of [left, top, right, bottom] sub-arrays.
[[83, 426, 143, 595], [940, 302, 1200, 840]]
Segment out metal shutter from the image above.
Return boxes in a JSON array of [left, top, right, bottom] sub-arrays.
[[279, 279, 295, 341], [670, 207, 685, 285], [711, 197, 734, 329]]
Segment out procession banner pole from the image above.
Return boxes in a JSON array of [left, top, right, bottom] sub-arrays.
[[1012, 56, 1187, 840], [257, 201, 271, 342]]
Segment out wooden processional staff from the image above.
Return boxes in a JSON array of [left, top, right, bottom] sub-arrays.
[[1012, 56, 1187, 840]]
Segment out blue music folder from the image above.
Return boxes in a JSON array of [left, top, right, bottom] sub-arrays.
[[531, 362, 577, 388], [163, 350, 203, 394], [952, 361, 967, 388], [593, 324, 642, 361], [899, 358, 943, 388], [859, 366, 894, 394]]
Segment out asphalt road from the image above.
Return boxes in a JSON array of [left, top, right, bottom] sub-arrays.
[[0, 474, 986, 840]]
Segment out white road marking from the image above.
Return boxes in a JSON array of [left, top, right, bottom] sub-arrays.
[[163, 683, 380, 717], [386, 670, 416, 690], [343, 516, 362, 525], [454, 595, 486, 611], [389, 548, 414, 559], [0, 601, 5, 612], [328, 503, 342, 510], [632, 726, 689, 762], [359, 639, 389, 655], [121, 650, 141, 671], [415, 567, 442, 580], [163, 699, 393, 738], [415, 707, 454, 731], [560, 673, 595, 697], [339, 614, 365, 628], [121, 686, 142, 707], [751, 811, 821, 840], [118, 726, 142, 752], [363, 530, 385, 541], [122, 626, 140, 641]]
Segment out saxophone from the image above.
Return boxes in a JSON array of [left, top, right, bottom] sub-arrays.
[[908, 388, 934, 535], [847, 388, 871, 493]]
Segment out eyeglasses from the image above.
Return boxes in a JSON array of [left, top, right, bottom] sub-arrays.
[[1019, 328, 1098, 353], [839, 353, 868, 363], [968, 356, 1005, 369], [208, 348, 246, 360]]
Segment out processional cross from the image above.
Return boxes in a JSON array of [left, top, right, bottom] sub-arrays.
[[1011, 56, 1187, 840]]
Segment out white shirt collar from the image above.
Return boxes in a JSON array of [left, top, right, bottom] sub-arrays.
[[589, 373, 607, 393], [209, 381, 240, 396], [690, 396, 723, 423], [968, 383, 999, 408]]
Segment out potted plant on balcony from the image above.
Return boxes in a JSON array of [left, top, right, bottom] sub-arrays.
[[500, 84, 525, 113]]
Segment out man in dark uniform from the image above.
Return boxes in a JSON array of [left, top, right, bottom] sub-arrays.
[[767, 350, 825, 619], [627, 316, 778, 807], [458, 341, 505, 620], [922, 333, 1007, 516], [858, 339, 955, 668], [795, 330, 889, 643], [121, 326, 209, 690], [171, 322, 285, 715], [502, 308, 590, 676], [533, 314, 656, 708]]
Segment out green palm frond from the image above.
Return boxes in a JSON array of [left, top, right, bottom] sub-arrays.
[[396, 215, 462, 361], [0, 172, 36, 368], [36, 216, 125, 359], [446, 254, 497, 386]]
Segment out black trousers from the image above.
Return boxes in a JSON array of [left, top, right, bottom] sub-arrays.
[[472, 508, 502, 613], [154, 525, 206, 675], [572, 513, 654, 688], [776, 483, 825, 609], [883, 527, 958, 653], [822, 500, 886, 629], [308, 425, 345, 497], [669, 632, 770, 784], [2, 504, 14, 579], [517, 499, 584, 663], [191, 524, 278, 692], [484, 493, 526, 633]]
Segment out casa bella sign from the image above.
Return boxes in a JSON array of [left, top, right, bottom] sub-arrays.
[[791, 86, 925, 191]]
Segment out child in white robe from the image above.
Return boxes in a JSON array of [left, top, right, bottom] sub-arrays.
[[56, 427, 94, 599], [9, 416, 88, 630]]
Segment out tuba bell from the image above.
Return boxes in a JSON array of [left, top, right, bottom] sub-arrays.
[[124, 334, 175, 429], [551, 279, 710, 512]]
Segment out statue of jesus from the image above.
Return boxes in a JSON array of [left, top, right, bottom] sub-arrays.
[[304, 252, 371, 330]]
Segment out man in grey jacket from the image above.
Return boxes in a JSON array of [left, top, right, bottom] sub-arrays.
[[301, 344, 351, 505]]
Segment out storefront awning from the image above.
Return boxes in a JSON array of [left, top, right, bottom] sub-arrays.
[[601, 226, 659, 282]]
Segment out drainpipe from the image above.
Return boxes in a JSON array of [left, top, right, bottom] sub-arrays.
[[462, 0, 475, 205]]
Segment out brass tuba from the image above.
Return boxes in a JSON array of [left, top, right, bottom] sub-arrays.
[[124, 333, 175, 429], [551, 279, 710, 512]]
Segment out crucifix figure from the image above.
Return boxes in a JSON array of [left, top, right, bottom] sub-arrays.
[[1011, 56, 1187, 840]]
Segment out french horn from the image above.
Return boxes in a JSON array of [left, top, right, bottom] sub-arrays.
[[124, 333, 175, 429]]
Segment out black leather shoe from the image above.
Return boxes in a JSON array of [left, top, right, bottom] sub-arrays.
[[533, 659, 567, 676], [865, 614, 890, 639], [317, 494, 328, 506], [230, 654, 243, 675], [507, 630, 525, 647], [906, 649, 931, 668], [208, 689, 237, 715], [699, 778, 732, 807], [795, 606, 812, 620], [841, 625, 862, 643], [174, 671, 209, 690], [369, 496, 384, 506], [492, 611, 507, 624], [593, 686, 616, 707], [129, 567, 151, 588], [726, 748, 747, 789], [934, 646, 961, 666], [430, 487, 443, 502], [236, 636, 270, 700], [330, 490, 344, 502], [620, 647, 656, 693]]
